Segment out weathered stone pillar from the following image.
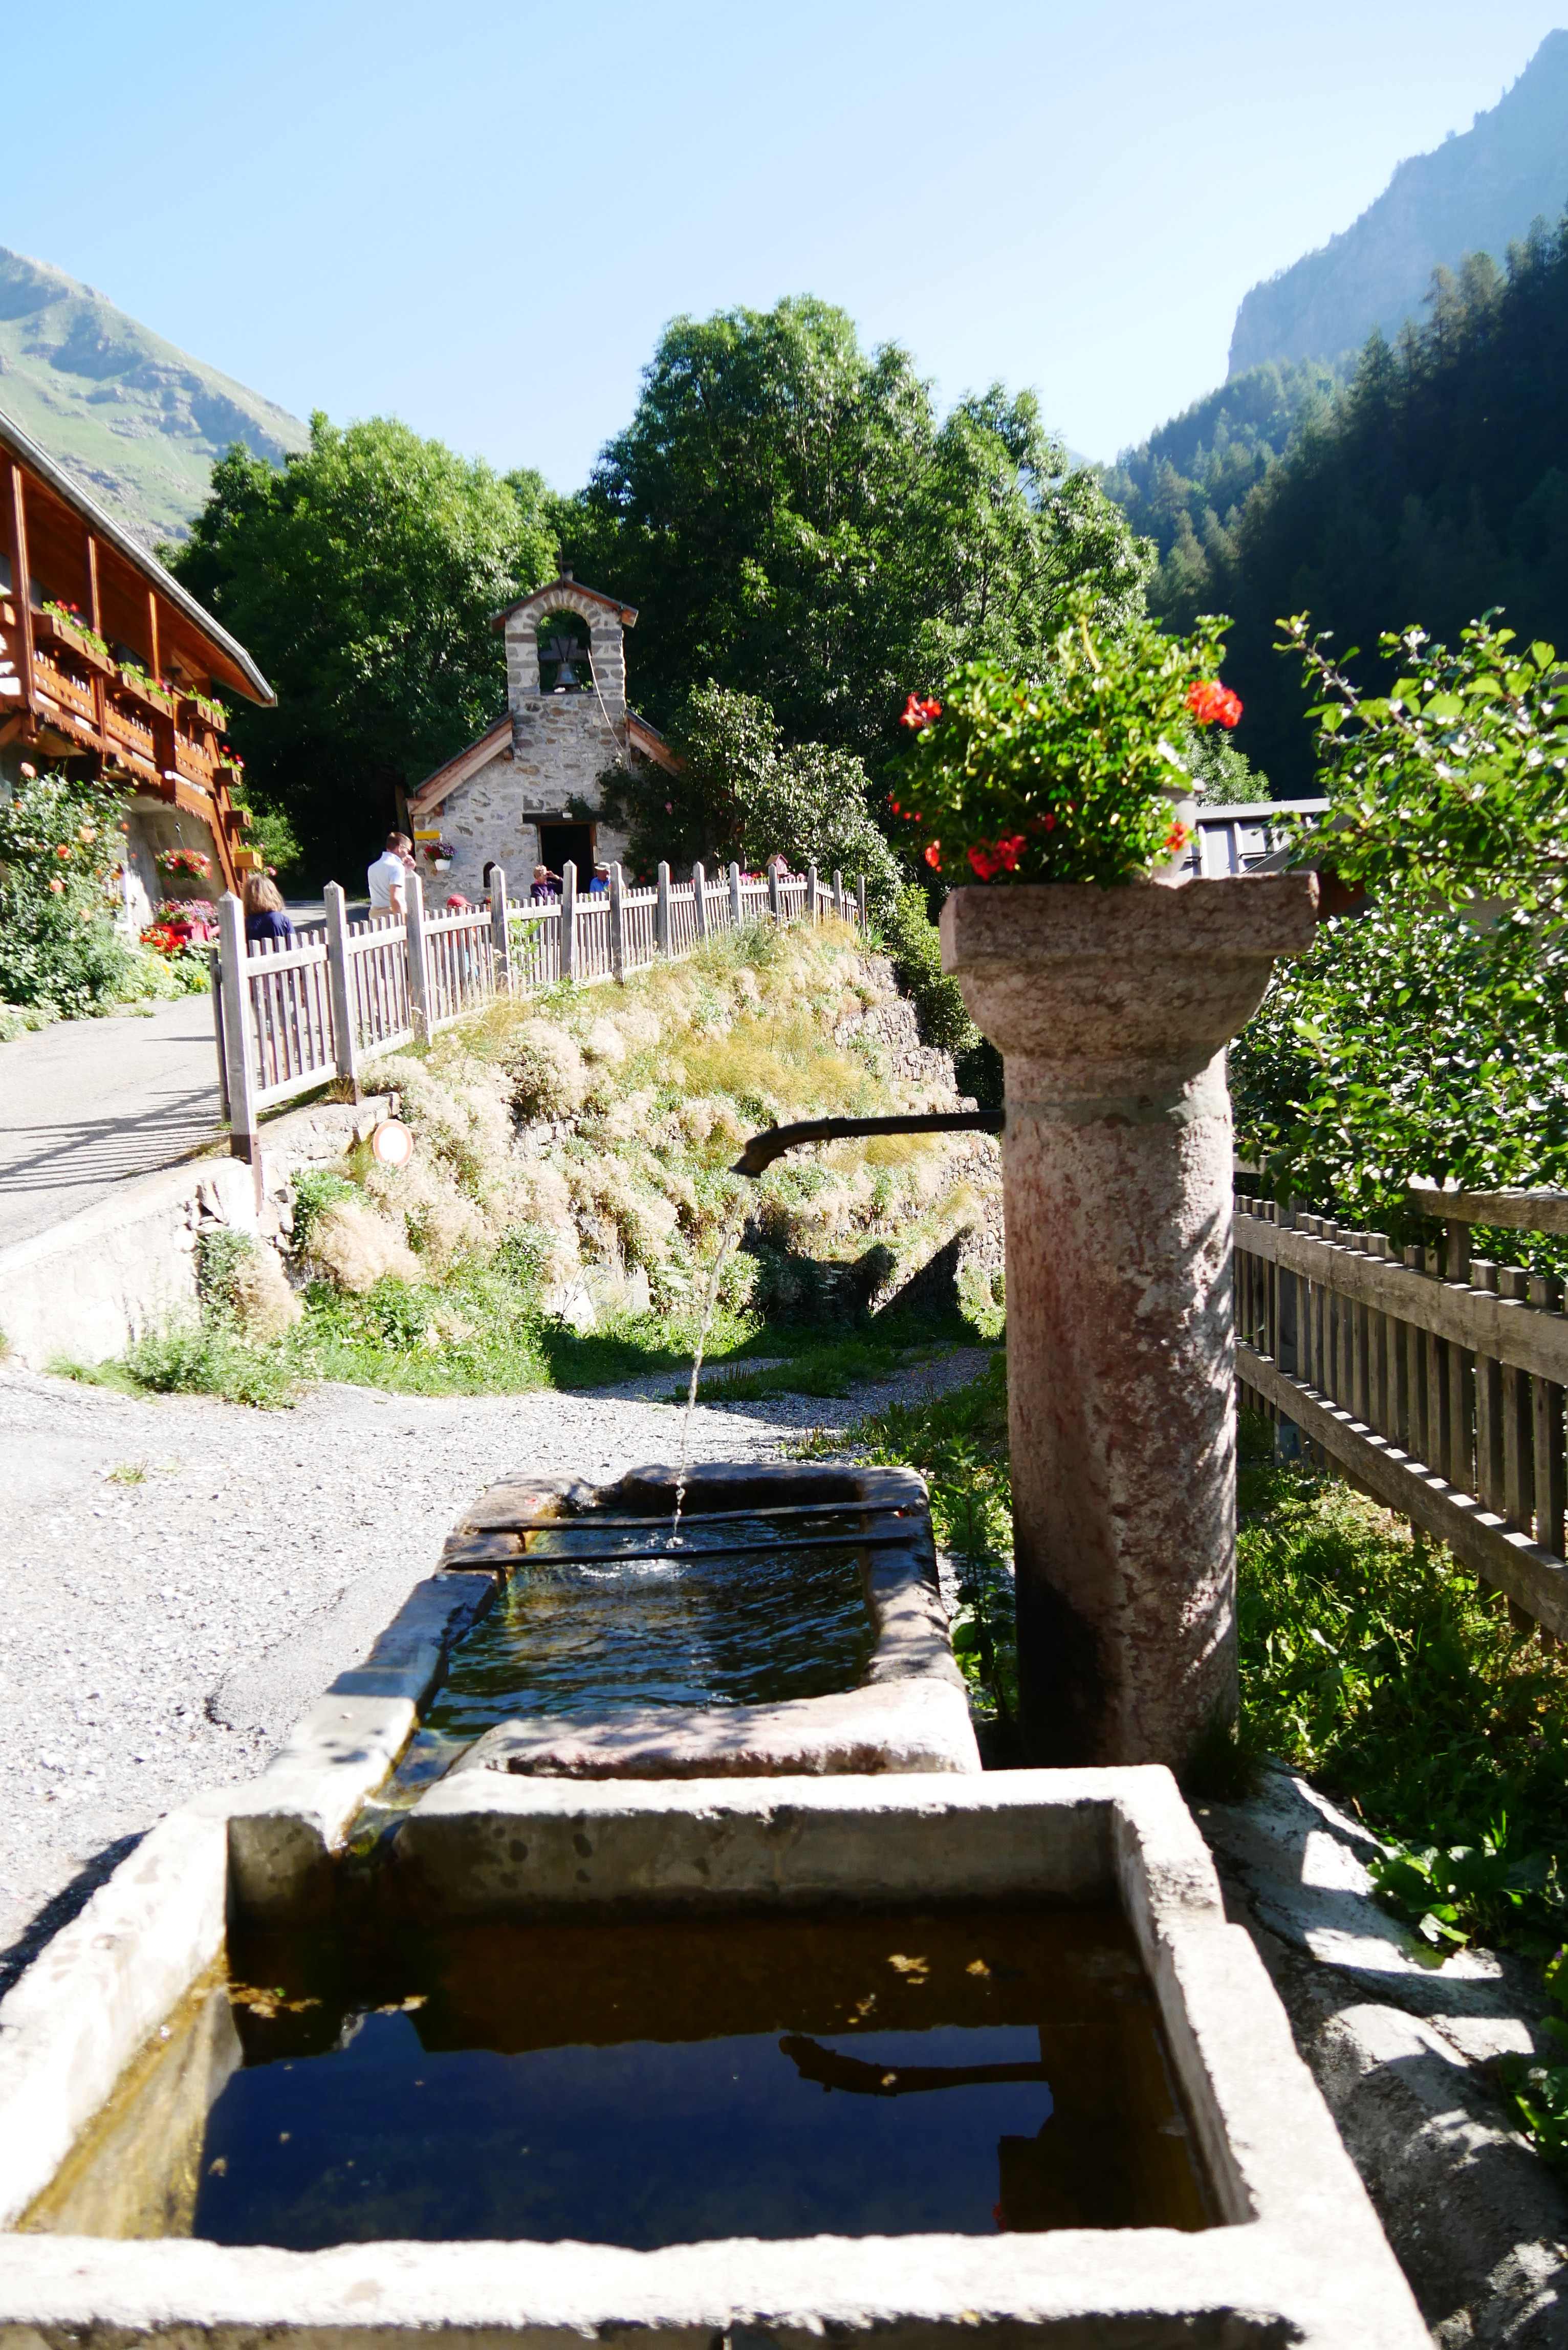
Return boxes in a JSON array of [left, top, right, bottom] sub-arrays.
[[940, 878, 1318, 1769]]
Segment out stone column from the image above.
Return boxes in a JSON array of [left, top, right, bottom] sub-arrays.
[[940, 878, 1318, 1770]]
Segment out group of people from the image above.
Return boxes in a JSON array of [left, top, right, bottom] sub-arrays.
[[240, 833, 792, 948]]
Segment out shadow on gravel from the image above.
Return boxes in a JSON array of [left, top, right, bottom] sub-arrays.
[[0, 1832, 145, 1999]]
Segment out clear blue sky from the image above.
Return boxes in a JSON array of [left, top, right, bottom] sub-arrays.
[[6, 1, 1566, 489]]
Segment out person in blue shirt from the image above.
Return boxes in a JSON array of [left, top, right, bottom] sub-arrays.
[[588, 862, 611, 896], [243, 873, 295, 945]]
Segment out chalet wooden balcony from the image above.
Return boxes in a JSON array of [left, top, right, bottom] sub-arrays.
[[29, 645, 98, 735], [100, 689, 159, 777], [172, 722, 220, 790]]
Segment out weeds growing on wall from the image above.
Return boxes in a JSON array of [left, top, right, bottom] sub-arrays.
[[71, 919, 1002, 1406]]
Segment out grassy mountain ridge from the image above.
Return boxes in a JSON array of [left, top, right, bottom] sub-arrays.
[[1230, 30, 1568, 376], [0, 246, 307, 547]]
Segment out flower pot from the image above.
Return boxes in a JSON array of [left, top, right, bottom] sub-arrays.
[[939, 877, 1318, 1772], [431, 858, 452, 873]]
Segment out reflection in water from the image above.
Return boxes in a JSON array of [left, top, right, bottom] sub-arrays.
[[23, 1906, 1212, 2247]]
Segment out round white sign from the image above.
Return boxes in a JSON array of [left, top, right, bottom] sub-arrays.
[[371, 1118, 415, 1169]]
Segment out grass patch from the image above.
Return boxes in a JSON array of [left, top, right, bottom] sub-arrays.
[[57, 1316, 301, 1410]]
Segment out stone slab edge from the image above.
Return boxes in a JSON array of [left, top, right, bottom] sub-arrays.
[[0, 1799, 230, 2230], [458, 1675, 980, 1779], [225, 1571, 497, 1922], [0, 1767, 1425, 2346]]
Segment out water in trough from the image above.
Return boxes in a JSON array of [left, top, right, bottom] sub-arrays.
[[22, 1903, 1212, 2246]]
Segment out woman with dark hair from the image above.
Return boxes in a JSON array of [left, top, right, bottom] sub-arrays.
[[243, 873, 295, 945]]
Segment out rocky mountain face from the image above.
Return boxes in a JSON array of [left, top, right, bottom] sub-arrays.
[[1229, 31, 1568, 376], [0, 247, 307, 547]]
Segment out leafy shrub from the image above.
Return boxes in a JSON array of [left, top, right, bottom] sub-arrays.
[[879, 886, 978, 1052], [0, 770, 137, 1013]]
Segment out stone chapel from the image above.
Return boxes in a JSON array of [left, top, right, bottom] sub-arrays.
[[407, 568, 673, 903]]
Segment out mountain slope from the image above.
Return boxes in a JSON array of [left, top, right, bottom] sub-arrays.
[[0, 247, 308, 547], [1229, 31, 1568, 376]]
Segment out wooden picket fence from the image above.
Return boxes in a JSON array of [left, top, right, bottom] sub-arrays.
[[212, 857, 867, 1161], [1234, 1180, 1568, 1642]]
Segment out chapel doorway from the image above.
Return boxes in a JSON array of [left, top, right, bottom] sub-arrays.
[[538, 822, 594, 890]]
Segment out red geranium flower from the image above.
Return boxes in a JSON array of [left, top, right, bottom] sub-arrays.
[[923, 840, 942, 869], [968, 844, 998, 881], [1164, 819, 1191, 854], [900, 692, 942, 730], [1042, 812, 1056, 831], [1186, 680, 1243, 728], [994, 834, 1025, 870]]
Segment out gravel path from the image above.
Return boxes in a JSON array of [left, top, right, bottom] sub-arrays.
[[0, 1348, 988, 1989], [0, 996, 221, 1250]]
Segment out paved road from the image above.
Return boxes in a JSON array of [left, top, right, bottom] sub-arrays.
[[0, 996, 223, 1251]]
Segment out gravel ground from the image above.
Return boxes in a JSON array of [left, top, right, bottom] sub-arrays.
[[0, 1348, 988, 1991]]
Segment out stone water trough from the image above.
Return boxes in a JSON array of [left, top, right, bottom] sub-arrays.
[[0, 1761, 1427, 2345]]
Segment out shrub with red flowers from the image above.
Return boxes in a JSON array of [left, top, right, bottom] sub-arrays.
[[895, 599, 1241, 886]]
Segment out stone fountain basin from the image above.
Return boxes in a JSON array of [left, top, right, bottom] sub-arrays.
[[221, 1461, 978, 1924], [0, 1770, 1425, 2347]]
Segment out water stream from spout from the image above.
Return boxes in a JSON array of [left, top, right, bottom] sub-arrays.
[[671, 1191, 750, 1543]]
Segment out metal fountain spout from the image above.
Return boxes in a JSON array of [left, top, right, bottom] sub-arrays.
[[731, 1110, 1004, 1180]]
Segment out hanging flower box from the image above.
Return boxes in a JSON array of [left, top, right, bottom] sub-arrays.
[[155, 846, 213, 882], [180, 689, 229, 731], [40, 601, 112, 671], [117, 662, 176, 715]]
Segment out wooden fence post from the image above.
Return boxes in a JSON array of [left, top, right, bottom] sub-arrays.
[[833, 868, 845, 920], [207, 946, 230, 1120], [490, 864, 510, 992], [216, 892, 259, 1163], [657, 861, 671, 953], [405, 869, 431, 1045], [768, 861, 781, 922], [808, 863, 819, 924], [560, 860, 578, 981], [857, 875, 867, 931], [728, 860, 743, 928], [693, 862, 708, 938], [609, 861, 626, 982], [323, 881, 361, 1101]]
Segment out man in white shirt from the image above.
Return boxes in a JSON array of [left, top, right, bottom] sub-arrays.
[[367, 833, 412, 918]]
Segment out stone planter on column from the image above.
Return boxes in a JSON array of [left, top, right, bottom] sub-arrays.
[[940, 876, 1318, 1771]]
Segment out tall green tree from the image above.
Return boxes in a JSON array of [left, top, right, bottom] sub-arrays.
[[1124, 220, 1568, 795], [167, 415, 556, 885], [563, 298, 1151, 765]]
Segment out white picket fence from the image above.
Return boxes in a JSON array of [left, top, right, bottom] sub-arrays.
[[213, 857, 867, 1160]]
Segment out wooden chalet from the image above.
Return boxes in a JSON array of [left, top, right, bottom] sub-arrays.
[[0, 403, 274, 902]]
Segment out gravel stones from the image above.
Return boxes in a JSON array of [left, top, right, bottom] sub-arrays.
[[0, 1350, 986, 1988]]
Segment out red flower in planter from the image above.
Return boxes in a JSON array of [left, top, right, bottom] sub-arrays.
[[923, 840, 942, 869], [1186, 680, 1243, 728], [48, 878, 64, 895], [1164, 819, 1191, 854], [900, 693, 942, 730], [994, 834, 1025, 869]]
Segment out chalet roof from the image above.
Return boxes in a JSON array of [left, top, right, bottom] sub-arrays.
[[491, 571, 638, 630], [0, 402, 275, 706], [409, 707, 676, 816]]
